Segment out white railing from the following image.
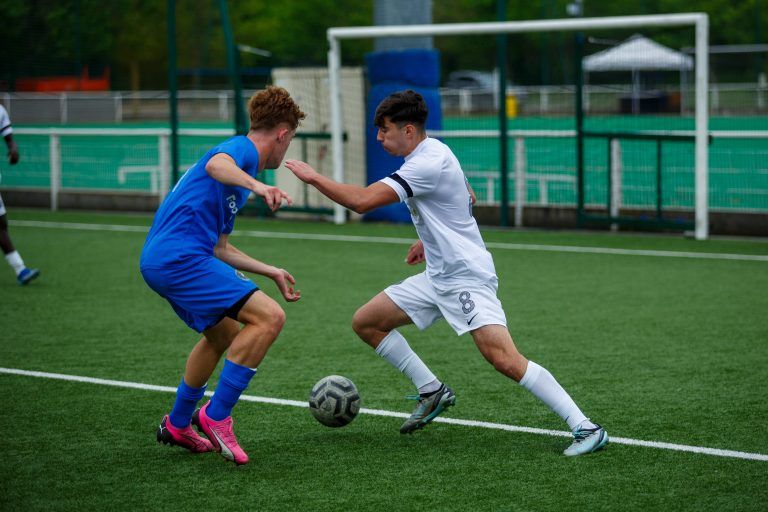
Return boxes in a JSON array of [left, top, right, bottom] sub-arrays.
[[430, 129, 576, 227], [3, 79, 767, 123], [441, 82, 768, 115], [9, 127, 340, 214], [1, 91, 245, 124], [13, 127, 229, 210], [9, 126, 768, 220], [428, 128, 768, 225]]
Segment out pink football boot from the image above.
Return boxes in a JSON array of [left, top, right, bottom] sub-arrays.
[[192, 401, 249, 465], [157, 415, 214, 453]]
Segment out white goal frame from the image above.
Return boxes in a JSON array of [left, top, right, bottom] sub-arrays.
[[327, 13, 710, 240]]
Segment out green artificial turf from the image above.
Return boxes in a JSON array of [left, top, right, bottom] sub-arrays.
[[1, 209, 766, 511]]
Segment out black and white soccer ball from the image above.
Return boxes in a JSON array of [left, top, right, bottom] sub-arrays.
[[308, 375, 361, 428]]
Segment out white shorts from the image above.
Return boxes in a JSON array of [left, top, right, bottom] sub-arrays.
[[384, 271, 507, 336], [0, 192, 5, 216]]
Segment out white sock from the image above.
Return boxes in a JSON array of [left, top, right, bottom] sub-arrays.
[[375, 330, 440, 393], [5, 251, 25, 276], [519, 361, 595, 431], [418, 378, 442, 395]]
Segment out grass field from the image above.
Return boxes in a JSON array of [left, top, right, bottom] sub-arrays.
[[1, 208, 767, 511]]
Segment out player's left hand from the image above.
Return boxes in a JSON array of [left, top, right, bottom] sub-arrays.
[[405, 240, 426, 265], [8, 143, 19, 165], [272, 267, 301, 302]]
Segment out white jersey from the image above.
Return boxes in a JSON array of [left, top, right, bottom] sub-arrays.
[[0, 105, 12, 138], [381, 137, 497, 292]]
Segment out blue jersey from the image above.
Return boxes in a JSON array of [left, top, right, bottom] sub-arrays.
[[141, 136, 259, 268]]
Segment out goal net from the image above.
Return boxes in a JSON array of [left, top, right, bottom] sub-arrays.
[[327, 14, 712, 239]]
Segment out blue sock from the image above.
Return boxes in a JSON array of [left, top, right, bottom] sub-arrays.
[[207, 359, 257, 421], [168, 378, 207, 428]]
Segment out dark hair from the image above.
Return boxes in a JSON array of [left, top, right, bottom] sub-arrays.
[[374, 89, 428, 129], [248, 86, 306, 131]]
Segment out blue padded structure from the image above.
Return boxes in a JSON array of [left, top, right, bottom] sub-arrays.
[[364, 49, 442, 223]]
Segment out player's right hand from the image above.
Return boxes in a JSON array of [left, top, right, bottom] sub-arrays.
[[257, 183, 293, 211], [405, 240, 426, 265]]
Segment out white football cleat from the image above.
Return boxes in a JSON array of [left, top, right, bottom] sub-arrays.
[[563, 423, 609, 457]]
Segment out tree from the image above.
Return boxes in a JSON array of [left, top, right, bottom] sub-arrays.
[[1, 0, 765, 90]]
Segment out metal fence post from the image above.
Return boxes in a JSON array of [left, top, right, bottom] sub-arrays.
[[115, 93, 123, 123], [49, 134, 61, 211], [60, 94, 68, 125], [514, 136, 526, 227], [158, 133, 171, 200], [219, 92, 228, 121], [610, 137, 622, 231]]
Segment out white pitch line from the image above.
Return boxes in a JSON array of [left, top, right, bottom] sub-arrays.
[[11, 220, 151, 233], [10, 219, 768, 262], [1, 367, 766, 462]]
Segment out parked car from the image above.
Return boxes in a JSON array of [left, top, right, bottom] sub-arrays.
[[445, 70, 496, 90], [443, 69, 528, 115]]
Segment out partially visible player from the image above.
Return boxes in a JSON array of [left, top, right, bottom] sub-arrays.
[[141, 86, 305, 465], [0, 104, 39, 286], [286, 90, 608, 456]]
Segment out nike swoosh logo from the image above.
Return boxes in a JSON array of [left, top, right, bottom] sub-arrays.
[[467, 313, 478, 325]]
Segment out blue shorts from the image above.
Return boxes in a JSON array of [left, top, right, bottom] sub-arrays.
[[141, 257, 259, 332]]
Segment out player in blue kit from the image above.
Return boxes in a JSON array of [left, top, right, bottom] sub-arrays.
[[141, 86, 305, 465]]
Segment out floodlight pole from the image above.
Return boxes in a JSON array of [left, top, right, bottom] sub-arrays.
[[219, 0, 247, 135], [167, 0, 179, 186], [497, 0, 510, 227]]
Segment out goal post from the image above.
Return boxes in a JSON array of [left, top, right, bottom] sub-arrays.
[[327, 13, 710, 240]]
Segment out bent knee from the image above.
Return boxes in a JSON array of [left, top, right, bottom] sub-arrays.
[[351, 308, 368, 337], [263, 303, 286, 332], [352, 306, 384, 339], [240, 296, 286, 332]]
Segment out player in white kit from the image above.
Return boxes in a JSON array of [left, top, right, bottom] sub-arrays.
[[0, 104, 40, 285], [286, 90, 607, 456]]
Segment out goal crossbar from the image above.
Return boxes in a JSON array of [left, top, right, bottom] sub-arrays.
[[327, 13, 710, 239]]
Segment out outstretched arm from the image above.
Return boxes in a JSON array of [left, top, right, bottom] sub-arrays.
[[284, 159, 398, 214], [215, 234, 300, 302], [206, 153, 292, 211]]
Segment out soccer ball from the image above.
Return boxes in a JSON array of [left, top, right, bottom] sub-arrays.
[[308, 375, 361, 428]]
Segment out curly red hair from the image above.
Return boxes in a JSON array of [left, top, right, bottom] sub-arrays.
[[247, 86, 306, 131]]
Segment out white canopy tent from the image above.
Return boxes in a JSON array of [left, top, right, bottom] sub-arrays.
[[583, 34, 693, 113]]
